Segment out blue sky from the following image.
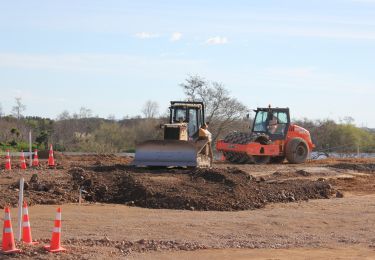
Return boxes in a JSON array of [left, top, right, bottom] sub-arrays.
[[0, 0, 374, 126]]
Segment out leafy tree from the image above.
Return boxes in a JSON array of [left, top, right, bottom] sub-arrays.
[[294, 118, 375, 153], [36, 130, 49, 148]]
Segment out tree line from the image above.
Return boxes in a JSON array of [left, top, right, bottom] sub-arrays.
[[0, 76, 374, 153]]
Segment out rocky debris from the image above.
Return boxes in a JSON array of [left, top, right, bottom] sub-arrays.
[[330, 163, 375, 173], [295, 170, 311, 176], [272, 170, 313, 179], [336, 191, 344, 198], [3, 238, 208, 259]]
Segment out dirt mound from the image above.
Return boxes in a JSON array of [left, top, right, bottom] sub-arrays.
[[76, 166, 333, 211], [61, 154, 133, 167], [0, 165, 333, 211], [330, 163, 375, 173], [3, 173, 79, 208]]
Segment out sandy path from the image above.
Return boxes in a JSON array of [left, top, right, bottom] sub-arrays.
[[134, 246, 375, 260], [3, 193, 375, 258]]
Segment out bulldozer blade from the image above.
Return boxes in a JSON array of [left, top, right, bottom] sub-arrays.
[[134, 140, 198, 167]]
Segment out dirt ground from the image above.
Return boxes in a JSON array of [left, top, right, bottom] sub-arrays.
[[1, 155, 375, 259]]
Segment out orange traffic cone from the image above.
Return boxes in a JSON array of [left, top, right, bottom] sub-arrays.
[[32, 149, 39, 167], [44, 207, 66, 253], [22, 202, 38, 245], [5, 150, 11, 170], [48, 145, 55, 167], [1, 207, 21, 254], [20, 151, 27, 170]]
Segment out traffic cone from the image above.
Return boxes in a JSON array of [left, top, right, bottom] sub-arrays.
[[48, 144, 55, 167], [32, 149, 39, 167], [1, 207, 21, 254], [5, 150, 11, 170], [44, 207, 66, 253], [20, 151, 27, 170], [22, 202, 38, 245]]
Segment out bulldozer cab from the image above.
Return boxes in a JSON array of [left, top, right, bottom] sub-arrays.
[[168, 101, 205, 140], [252, 107, 290, 140]]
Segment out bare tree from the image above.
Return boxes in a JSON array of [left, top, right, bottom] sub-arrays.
[[79, 107, 93, 118], [0, 102, 3, 117], [107, 114, 116, 120], [72, 107, 93, 119], [180, 75, 249, 142], [57, 110, 71, 120], [11, 97, 26, 119], [142, 100, 159, 118]]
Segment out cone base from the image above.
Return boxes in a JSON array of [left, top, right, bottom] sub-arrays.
[[1, 248, 21, 254], [44, 245, 66, 253]]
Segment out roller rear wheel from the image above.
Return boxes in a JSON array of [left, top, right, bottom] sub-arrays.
[[286, 138, 309, 164]]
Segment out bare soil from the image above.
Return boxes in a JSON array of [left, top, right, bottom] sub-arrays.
[[0, 155, 375, 259], [1, 161, 333, 211]]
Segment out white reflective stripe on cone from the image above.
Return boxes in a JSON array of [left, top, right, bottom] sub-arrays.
[[4, 214, 11, 220], [4, 228, 13, 233], [56, 213, 62, 220], [53, 227, 61, 233], [23, 208, 29, 215], [23, 222, 30, 227]]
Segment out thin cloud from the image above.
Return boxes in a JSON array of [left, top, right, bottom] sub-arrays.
[[170, 32, 182, 42], [205, 36, 228, 45], [134, 32, 159, 39]]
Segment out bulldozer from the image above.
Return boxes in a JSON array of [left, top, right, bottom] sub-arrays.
[[216, 106, 314, 164], [133, 101, 213, 167]]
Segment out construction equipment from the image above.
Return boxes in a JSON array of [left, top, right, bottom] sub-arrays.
[[216, 106, 314, 164], [134, 101, 213, 167]]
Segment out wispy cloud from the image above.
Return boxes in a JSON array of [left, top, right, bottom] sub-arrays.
[[134, 32, 159, 39], [170, 32, 182, 42], [205, 36, 228, 45]]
